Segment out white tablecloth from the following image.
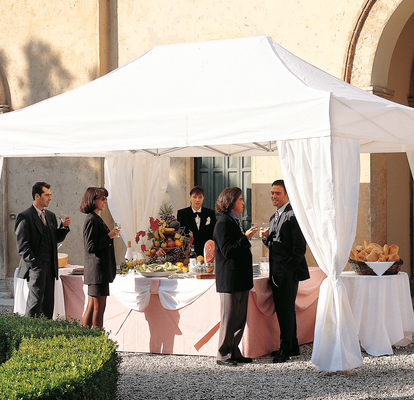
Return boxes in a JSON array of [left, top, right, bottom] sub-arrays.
[[14, 267, 215, 317], [13, 266, 80, 318], [110, 274, 215, 311], [341, 271, 414, 356]]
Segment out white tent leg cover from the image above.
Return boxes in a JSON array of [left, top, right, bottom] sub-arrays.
[[277, 137, 363, 371]]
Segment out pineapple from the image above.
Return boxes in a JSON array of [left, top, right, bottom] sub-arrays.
[[159, 203, 177, 226]]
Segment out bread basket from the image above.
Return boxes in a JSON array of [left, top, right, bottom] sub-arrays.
[[58, 253, 69, 268], [348, 258, 403, 275]]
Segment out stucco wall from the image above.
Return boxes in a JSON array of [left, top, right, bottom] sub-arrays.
[[116, 0, 363, 78], [0, 1, 101, 110]]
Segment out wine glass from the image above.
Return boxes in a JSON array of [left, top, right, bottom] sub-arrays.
[[251, 222, 258, 239], [114, 222, 122, 238], [259, 256, 269, 275], [260, 222, 270, 238], [59, 214, 67, 224]]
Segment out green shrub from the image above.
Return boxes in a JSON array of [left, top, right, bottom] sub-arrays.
[[0, 313, 119, 400]]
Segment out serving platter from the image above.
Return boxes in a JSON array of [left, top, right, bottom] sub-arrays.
[[140, 270, 176, 278], [70, 269, 84, 275]]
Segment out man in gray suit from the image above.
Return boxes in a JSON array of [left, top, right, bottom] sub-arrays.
[[15, 182, 71, 318]]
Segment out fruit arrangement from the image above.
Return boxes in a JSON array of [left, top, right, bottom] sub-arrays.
[[136, 203, 194, 265]]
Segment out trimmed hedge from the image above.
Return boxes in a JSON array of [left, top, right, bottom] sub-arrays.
[[0, 313, 120, 399]]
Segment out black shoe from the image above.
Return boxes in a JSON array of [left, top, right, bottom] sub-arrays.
[[232, 356, 253, 363], [271, 348, 299, 357], [217, 359, 237, 366], [272, 350, 290, 363], [289, 348, 300, 357]]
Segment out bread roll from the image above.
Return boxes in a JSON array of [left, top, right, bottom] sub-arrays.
[[356, 245, 364, 252], [369, 243, 382, 251], [383, 244, 389, 256], [366, 251, 379, 262], [388, 253, 400, 262], [349, 250, 358, 261], [378, 255, 389, 262], [364, 240, 369, 248], [389, 244, 399, 255], [371, 247, 382, 255], [357, 251, 367, 261], [364, 245, 373, 254]]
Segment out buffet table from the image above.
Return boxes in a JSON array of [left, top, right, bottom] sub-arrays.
[[57, 267, 325, 357], [14, 266, 326, 357], [341, 271, 414, 356]]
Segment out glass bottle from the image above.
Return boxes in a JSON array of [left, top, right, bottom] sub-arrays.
[[189, 245, 197, 273], [125, 240, 133, 261]]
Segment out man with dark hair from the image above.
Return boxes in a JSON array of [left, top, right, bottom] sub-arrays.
[[15, 181, 71, 318], [261, 179, 309, 363], [177, 185, 216, 257]]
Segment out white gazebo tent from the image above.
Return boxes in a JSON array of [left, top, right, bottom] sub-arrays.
[[1, 36, 414, 371]]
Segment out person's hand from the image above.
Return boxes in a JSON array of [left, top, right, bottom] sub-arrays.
[[108, 228, 119, 239], [62, 216, 71, 227], [260, 227, 270, 239], [245, 226, 258, 240]]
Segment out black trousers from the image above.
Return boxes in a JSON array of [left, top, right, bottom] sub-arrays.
[[271, 276, 299, 353], [217, 291, 249, 360], [26, 259, 55, 319]]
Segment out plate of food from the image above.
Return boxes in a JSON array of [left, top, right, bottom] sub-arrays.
[[70, 268, 84, 275], [137, 262, 177, 277], [140, 271, 175, 277]]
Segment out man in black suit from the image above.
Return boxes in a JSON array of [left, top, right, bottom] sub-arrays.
[[177, 186, 216, 257], [15, 182, 71, 318], [214, 187, 258, 366], [262, 179, 309, 363]]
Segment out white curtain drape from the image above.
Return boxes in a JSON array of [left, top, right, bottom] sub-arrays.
[[104, 154, 170, 254], [277, 137, 363, 371]]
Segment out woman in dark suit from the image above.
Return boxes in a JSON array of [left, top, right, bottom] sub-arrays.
[[80, 187, 118, 328], [214, 187, 258, 366]]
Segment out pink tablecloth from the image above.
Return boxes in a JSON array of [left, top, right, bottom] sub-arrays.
[[242, 267, 326, 358], [60, 267, 325, 357]]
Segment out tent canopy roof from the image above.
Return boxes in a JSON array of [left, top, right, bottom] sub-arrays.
[[1, 36, 414, 157]]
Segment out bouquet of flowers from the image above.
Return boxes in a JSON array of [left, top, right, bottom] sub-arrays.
[[136, 204, 194, 265]]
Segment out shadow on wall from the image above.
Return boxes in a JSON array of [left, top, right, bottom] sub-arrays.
[[0, 49, 11, 108], [23, 40, 74, 107]]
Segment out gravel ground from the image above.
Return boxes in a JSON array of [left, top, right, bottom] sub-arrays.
[[3, 305, 414, 400], [116, 344, 414, 400]]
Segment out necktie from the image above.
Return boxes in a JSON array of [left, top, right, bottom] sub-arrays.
[[193, 212, 201, 218], [40, 212, 46, 225], [274, 210, 279, 222], [235, 217, 244, 233]]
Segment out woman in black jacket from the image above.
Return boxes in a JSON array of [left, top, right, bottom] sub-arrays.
[[214, 187, 257, 366], [80, 187, 118, 328]]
